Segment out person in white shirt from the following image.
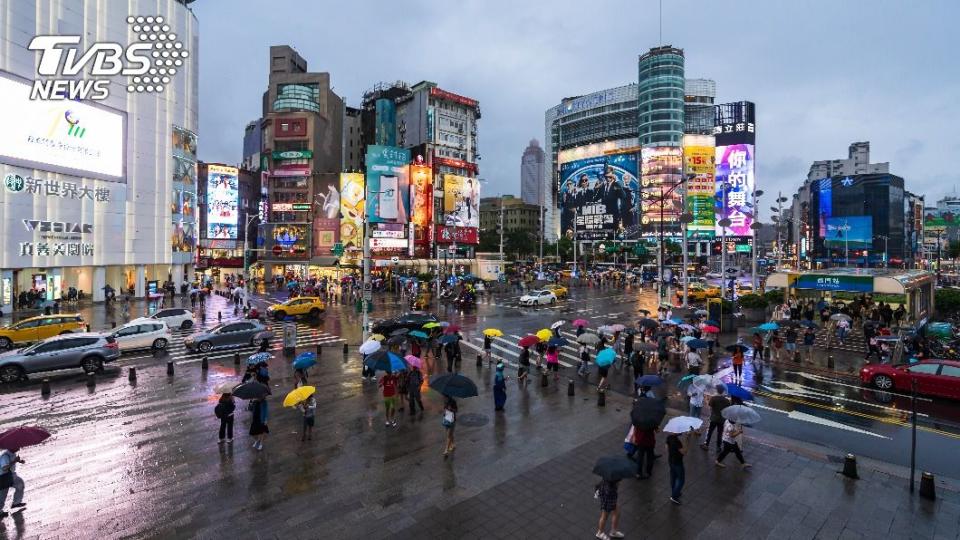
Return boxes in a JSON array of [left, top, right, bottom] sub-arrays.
[[688, 386, 705, 418], [0, 449, 26, 518], [715, 420, 751, 469], [685, 348, 703, 376]]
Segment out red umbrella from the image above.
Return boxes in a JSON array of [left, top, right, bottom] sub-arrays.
[[518, 335, 540, 348], [443, 324, 461, 334], [702, 325, 720, 333], [0, 426, 50, 451]]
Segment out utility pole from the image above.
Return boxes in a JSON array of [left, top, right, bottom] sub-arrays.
[[498, 196, 504, 264], [572, 208, 578, 277], [718, 182, 731, 301], [750, 189, 764, 292], [361, 204, 371, 342]]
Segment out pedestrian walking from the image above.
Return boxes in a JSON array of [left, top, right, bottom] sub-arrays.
[[408, 364, 425, 417], [397, 368, 409, 412], [518, 345, 531, 385], [701, 386, 729, 452], [836, 318, 850, 345], [578, 343, 591, 377], [483, 334, 493, 365], [249, 398, 269, 451], [687, 384, 704, 418], [785, 326, 799, 361], [771, 330, 783, 361], [667, 429, 693, 505], [379, 371, 399, 427], [731, 347, 745, 382], [865, 335, 881, 362], [215, 392, 235, 443], [293, 367, 308, 388], [493, 361, 507, 411], [442, 395, 458, 457], [594, 477, 624, 540], [630, 350, 644, 385], [633, 426, 656, 479], [545, 345, 560, 381], [299, 395, 316, 441], [685, 347, 702, 375], [803, 327, 816, 362], [535, 341, 546, 369], [0, 448, 26, 518], [715, 419, 751, 469]]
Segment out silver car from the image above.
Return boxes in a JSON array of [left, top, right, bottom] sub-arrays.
[[0, 333, 121, 383], [183, 320, 273, 353]]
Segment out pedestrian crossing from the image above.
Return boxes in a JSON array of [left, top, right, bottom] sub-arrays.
[[485, 291, 655, 314], [462, 327, 626, 373]]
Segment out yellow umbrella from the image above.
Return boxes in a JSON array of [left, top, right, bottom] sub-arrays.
[[371, 333, 386, 341], [283, 386, 316, 407], [536, 329, 553, 341], [483, 328, 503, 337]]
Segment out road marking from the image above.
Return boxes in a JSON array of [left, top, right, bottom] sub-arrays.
[[748, 402, 890, 439], [785, 370, 934, 403]]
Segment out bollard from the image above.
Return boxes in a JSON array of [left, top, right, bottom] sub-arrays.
[[234, 306, 239, 316], [201, 312, 207, 323], [111, 321, 117, 329], [86, 372, 96, 387], [41, 379, 50, 396], [234, 352, 240, 365], [128, 367, 137, 382], [476, 353, 483, 367], [343, 343, 349, 355], [597, 388, 606, 407], [827, 355, 835, 370], [218, 311, 222, 321], [316, 344, 322, 356], [166, 361, 174, 376], [919, 472, 936, 500], [540, 369, 548, 387], [841, 453, 859, 479], [85, 324, 91, 332], [567, 379, 575, 396], [201, 356, 209, 370]]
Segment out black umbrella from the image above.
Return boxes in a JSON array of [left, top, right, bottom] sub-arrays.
[[232, 381, 270, 400], [390, 328, 410, 336], [593, 455, 637, 482], [779, 320, 802, 328], [638, 309, 651, 315], [630, 398, 666, 430], [655, 331, 673, 338], [634, 342, 657, 352], [429, 373, 478, 398], [725, 344, 748, 353], [638, 318, 659, 329], [386, 335, 407, 347]]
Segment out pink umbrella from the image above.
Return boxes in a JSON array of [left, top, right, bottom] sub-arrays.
[[443, 324, 461, 334], [0, 426, 50, 451], [572, 319, 589, 327], [405, 355, 422, 369]]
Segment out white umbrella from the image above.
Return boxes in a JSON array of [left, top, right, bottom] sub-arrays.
[[597, 325, 615, 335], [680, 335, 696, 343], [213, 382, 237, 394], [829, 313, 852, 322], [662, 416, 703, 434], [550, 320, 566, 330], [722, 405, 762, 425], [359, 339, 382, 355]]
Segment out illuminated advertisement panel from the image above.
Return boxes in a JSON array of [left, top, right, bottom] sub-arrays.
[[365, 145, 411, 223], [443, 174, 480, 228], [558, 150, 638, 241], [824, 216, 873, 249], [206, 165, 239, 239], [409, 164, 433, 243], [683, 136, 716, 237], [714, 144, 755, 237], [640, 147, 683, 235], [339, 173, 364, 250], [818, 177, 832, 237]]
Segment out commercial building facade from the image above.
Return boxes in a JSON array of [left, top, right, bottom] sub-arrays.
[[479, 195, 541, 235], [0, 0, 199, 313], [196, 164, 260, 276]]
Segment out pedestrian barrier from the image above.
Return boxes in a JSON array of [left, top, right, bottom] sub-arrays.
[[567, 379, 575, 396], [41, 378, 50, 396], [919, 472, 936, 500], [841, 453, 859, 479], [166, 361, 174, 376], [201, 356, 209, 370], [128, 367, 137, 382], [827, 355, 835, 369]]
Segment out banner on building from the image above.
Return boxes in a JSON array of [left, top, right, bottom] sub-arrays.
[[206, 165, 239, 240], [435, 225, 479, 244], [714, 144, 755, 237], [409, 164, 433, 243], [339, 173, 364, 250], [682, 137, 716, 238], [558, 150, 639, 241], [365, 145, 411, 223], [443, 174, 480, 228]]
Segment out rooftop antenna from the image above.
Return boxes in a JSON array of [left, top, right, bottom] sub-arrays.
[[659, 0, 662, 46]]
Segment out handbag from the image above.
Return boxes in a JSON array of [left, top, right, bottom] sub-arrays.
[[0, 472, 12, 489], [442, 409, 455, 427]]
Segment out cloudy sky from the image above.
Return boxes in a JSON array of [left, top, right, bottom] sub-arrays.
[[193, 0, 959, 209]]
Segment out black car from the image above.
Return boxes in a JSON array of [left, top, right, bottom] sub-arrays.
[[371, 313, 438, 335]]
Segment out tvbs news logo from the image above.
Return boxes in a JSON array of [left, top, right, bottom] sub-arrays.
[[28, 15, 188, 101]]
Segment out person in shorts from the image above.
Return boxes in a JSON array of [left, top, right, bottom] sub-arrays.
[[379, 371, 399, 427], [803, 327, 816, 362], [545, 345, 560, 381], [299, 395, 316, 441], [785, 327, 798, 360], [595, 478, 624, 539], [518, 345, 531, 385]]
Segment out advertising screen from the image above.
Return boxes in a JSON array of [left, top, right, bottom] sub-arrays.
[[206, 165, 239, 239], [0, 74, 125, 180], [409, 164, 433, 242], [443, 174, 480, 228], [365, 145, 411, 223], [818, 177, 832, 237], [558, 151, 639, 240], [824, 216, 873, 249], [313, 176, 340, 252], [640, 147, 683, 235], [714, 144, 755, 237], [683, 138, 716, 237], [339, 173, 364, 250]]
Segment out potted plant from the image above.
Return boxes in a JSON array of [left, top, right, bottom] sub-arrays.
[[738, 294, 769, 323]]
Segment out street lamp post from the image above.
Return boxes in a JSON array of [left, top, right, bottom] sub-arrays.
[[241, 214, 259, 284], [644, 178, 692, 302], [750, 189, 764, 292], [717, 182, 732, 301]]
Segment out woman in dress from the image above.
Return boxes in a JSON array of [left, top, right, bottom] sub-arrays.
[[493, 361, 507, 411], [249, 398, 269, 451]]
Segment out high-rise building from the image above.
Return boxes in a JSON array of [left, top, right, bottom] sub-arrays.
[[197, 163, 260, 274], [638, 46, 685, 147], [479, 195, 541, 236], [343, 106, 363, 171], [684, 79, 716, 135], [256, 45, 344, 280], [520, 139, 545, 206]]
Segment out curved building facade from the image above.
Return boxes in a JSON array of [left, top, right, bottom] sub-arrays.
[[0, 0, 199, 312], [637, 46, 685, 147]]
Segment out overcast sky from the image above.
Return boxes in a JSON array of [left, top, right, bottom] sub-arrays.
[[193, 0, 959, 211]]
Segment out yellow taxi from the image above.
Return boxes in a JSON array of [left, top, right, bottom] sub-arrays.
[[267, 297, 326, 320], [0, 314, 87, 349], [543, 284, 569, 299], [678, 284, 721, 302], [736, 283, 755, 296]]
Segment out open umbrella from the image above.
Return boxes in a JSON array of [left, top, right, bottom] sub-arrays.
[[371, 333, 386, 341], [429, 373, 478, 398], [536, 329, 554, 341], [724, 384, 755, 401], [597, 325, 615, 335], [283, 386, 316, 407], [596, 348, 616, 367], [695, 309, 709, 316], [213, 382, 237, 394], [705, 320, 720, 327], [638, 309, 651, 315], [0, 426, 50, 451], [610, 324, 626, 332], [364, 350, 407, 372], [232, 381, 270, 400], [830, 313, 852, 322], [702, 325, 720, 333], [779, 320, 802, 328], [758, 322, 779, 331], [293, 352, 316, 370], [686, 339, 710, 349], [635, 374, 664, 387], [800, 320, 819, 329], [592, 455, 637, 483], [439, 334, 460, 345], [677, 374, 714, 392], [722, 404, 761, 424], [679, 324, 696, 331], [518, 335, 540, 348], [246, 352, 272, 366], [409, 330, 429, 340], [572, 319, 589, 327], [630, 398, 667, 430], [483, 328, 504, 337], [576, 333, 600, 345], [655, 331, 673, 338], [548, 336, 569, 348], [405, 355, 422, 369], [680, 335, 696, 343], [550, 320, 566, 330], [359, 339, 382, 355], [638, 318, 659, 329], [662, 416, 703, 434], [386, 335, 407, 347], [390, 327, 410, 336], [634, 342, 657, 352], [422, 322, 441, 329], [668, 318, 685, 325], [660, 319, 678, 326], [725, 344, 748, 353], [444, 324, 461, 334], [438, 321, 451, 328]]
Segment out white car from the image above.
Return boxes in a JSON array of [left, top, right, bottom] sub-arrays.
[[519, 290, 557, 306], [150, 307, 195, 330], [111, 318, 171, 352], [705, 272, 723, 279]]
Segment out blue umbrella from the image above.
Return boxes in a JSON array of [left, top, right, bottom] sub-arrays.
[[705, 320, 720, 327], [547, 336, 569, 348], [724, 383, 754, 401], [686, 339, 711, 349], [363, 350, 407, 373], [409, 330, 429, 339], [439, 334, 459, 345], [758, 322, 779, 331], [635, 374, 664, 387], [293, 352, 316, 370], [596, 348, 616, 367], [246, 352, 272, 365], [668, 318, 684, 325]]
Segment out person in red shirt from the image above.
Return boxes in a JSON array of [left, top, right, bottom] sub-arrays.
[[379, 371, 399, 427], [634, 426, 657, 479]]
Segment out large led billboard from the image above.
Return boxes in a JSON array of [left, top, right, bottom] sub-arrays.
[[339, 173, 364, 249], [0, 74, 125, 180], [443, 174, 480, 228], [818, 177, 832, 237], [206, 165, 239, 239], [410, 164, 434, 242], [824, 216, 873, 249], [365, 145, 411, 223], [714, 144, 755, 237], [558, 151, 639, 240], [683, 136, 716, 237], [640, 147, 683, 235]]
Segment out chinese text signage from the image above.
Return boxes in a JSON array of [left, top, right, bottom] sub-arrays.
[[715, 144, 755, 237]]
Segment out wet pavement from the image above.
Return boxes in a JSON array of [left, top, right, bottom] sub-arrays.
[[0, 285, 957, 538]]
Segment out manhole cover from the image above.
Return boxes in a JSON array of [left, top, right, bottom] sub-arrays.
[[457, 413, 489, 427]]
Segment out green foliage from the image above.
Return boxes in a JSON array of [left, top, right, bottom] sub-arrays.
[[763, 289, 784, 304], [478, 229, 500, 253], [738, 293, 769, 309], [936, 288, 960, 316]]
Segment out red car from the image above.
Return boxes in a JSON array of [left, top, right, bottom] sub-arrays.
[[860, 360, 960, 400]]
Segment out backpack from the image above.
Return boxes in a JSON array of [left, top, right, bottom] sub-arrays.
[[214, 402, 226, 419]]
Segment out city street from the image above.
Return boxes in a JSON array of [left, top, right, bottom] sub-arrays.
[[0, 287, 957, 538]]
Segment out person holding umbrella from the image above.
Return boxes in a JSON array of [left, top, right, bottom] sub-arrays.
[[545, 344, 560, 381], [379, 370, 400, 427], [0, 448, 26, 517], [215, 391, 236, 444], [493, 361, 507, 411], [442, 395, 458, 457], [716, 405, 758, 469], [518, 344, 532, 385], [298, 394, 317, 441], [249, 397, 269, 451]]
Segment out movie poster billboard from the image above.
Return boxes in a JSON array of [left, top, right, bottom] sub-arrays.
[[312, 175, 340, 253], [409, 164, 433, 243], [640, 147, 683, 235], [365, 145, 411, 223], [682, 137, 716, 237], [824, 216, 873, 249], [443, 174, 480, 227], [339, 173, 364, 250], [206, 165, 239, 239], [558, 151, 639, 240], [714, 144, 755, 237]]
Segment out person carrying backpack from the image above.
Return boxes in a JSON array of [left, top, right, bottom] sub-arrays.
[[215, 392, 236, 443]]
